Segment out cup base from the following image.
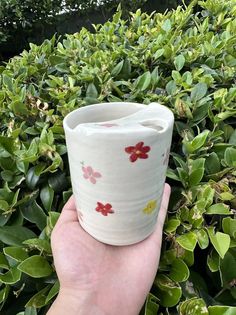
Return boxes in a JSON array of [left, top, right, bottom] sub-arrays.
[[79, 219, 157, 246]]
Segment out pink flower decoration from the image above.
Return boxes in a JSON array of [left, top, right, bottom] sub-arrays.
[[96, 202, 114, 216], [82, 166, 102, 184]]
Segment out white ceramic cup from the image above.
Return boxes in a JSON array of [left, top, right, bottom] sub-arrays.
[[63, 102, 174, 245]]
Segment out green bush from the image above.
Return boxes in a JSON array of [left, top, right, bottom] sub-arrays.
[[0, 0, 147, 60], [0, 0, 236, 313]]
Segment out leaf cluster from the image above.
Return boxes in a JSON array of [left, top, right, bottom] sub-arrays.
[[0, 0, 147, 51]]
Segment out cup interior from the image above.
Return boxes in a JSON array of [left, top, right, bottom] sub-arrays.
[[139, 119, 168, 133], [64, 102, 145, 130]]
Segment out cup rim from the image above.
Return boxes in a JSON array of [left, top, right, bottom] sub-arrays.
[[63, 102, 174, 132]]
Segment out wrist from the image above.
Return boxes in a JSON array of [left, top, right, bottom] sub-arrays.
[[47, 288, 107, 315]]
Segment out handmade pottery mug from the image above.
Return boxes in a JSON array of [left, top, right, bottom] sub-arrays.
[[63, 102, 174, 245]]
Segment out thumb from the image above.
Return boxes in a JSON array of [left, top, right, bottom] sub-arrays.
[[150, 183, 171, 243], [56, 195, 79, 227]]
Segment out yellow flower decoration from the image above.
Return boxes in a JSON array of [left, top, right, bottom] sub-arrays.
[[143, 200, 157, 214]]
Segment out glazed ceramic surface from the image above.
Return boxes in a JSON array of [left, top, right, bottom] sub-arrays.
[[63, 102, 174, 245]]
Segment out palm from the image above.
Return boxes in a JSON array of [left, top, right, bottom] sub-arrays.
[[51, 184, 170, 315]]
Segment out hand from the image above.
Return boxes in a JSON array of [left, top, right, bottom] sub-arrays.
[[47, 184, 171, 315]]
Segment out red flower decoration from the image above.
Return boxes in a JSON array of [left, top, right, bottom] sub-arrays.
[[96, 202, 114, 216], [82, 166, 101, 184], [125, 141, 151, 162]]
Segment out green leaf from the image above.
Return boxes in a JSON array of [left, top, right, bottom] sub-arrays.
[[192, 131, 209, 152], [219, 192, 234, 201], [155, 274, 182, 307], [26, 166, 41, 189], [206, 203, 231, 215], [21, 138, 39, 163], [189, 271, 209, 295], [10, 101, 28, 116], [196, 229, 209, 249], [219, 251, 236, 287], [224, 147, 236, 167], [48, 172, 68, 193], [0, 136, 16, 155], [144, 293, 159, 315], [199, 185, 215, 208], [45, 280, 60, 304], [208, 306, 236, 315], [11, 189, 20, 208], [169, 258, 190, 282], [174, 55, 185, 71], [55, 64, 69, 73], [0, 214, 10, 227], [49, 55, 66, 66], [205, 152, 221, 174], [165, 219, 181, 233], [26, 285, 50, 308], [166, 168, 181, 181], [161, 249, 176, 266], [175, 97, 193, 119], [166, 80, 177, 95], [191, 83, 208, 102], [18, 255, 53, 278], [189, 168, 205, 186], [222, 217, 236, 238], [111, 60, 124, 76], [178, 297, 208, 315], [0, 267, 21, 284], [219, 252, 236, 296], [182, 71, 192, 85], [0, 285, 10, 304], [46, 211, 60, 235], [2, 75, 13, 91], [178, 250, 194, 267], [0, 226, 36, 246], [229, 130, 236, 145], [0, 200, 9, 212], [184, 131, 209, 153], [86, 83, 98, 99], [119, 57, 131, 78], [176, 232, 198, 252], [0, 185, 13, 202], [135, 71, 151, 91], [21, 200, 47, 231], [154, 48, 164, 59], [207, 227, 230, 259], [162, 19, 171, 32], [3, 247, 29, 262], [207, 250, 220, 272], [16, 160, 28, 174], [40, 185, 54, 212], [0, 252, 9, 269], [188, 158, 205, 186], [23, 238, 51, 254], [63, 190, 72, 204], [1, 170, 14, 182], [231, 287, 236, 299], [24, 307, 37, 315]]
